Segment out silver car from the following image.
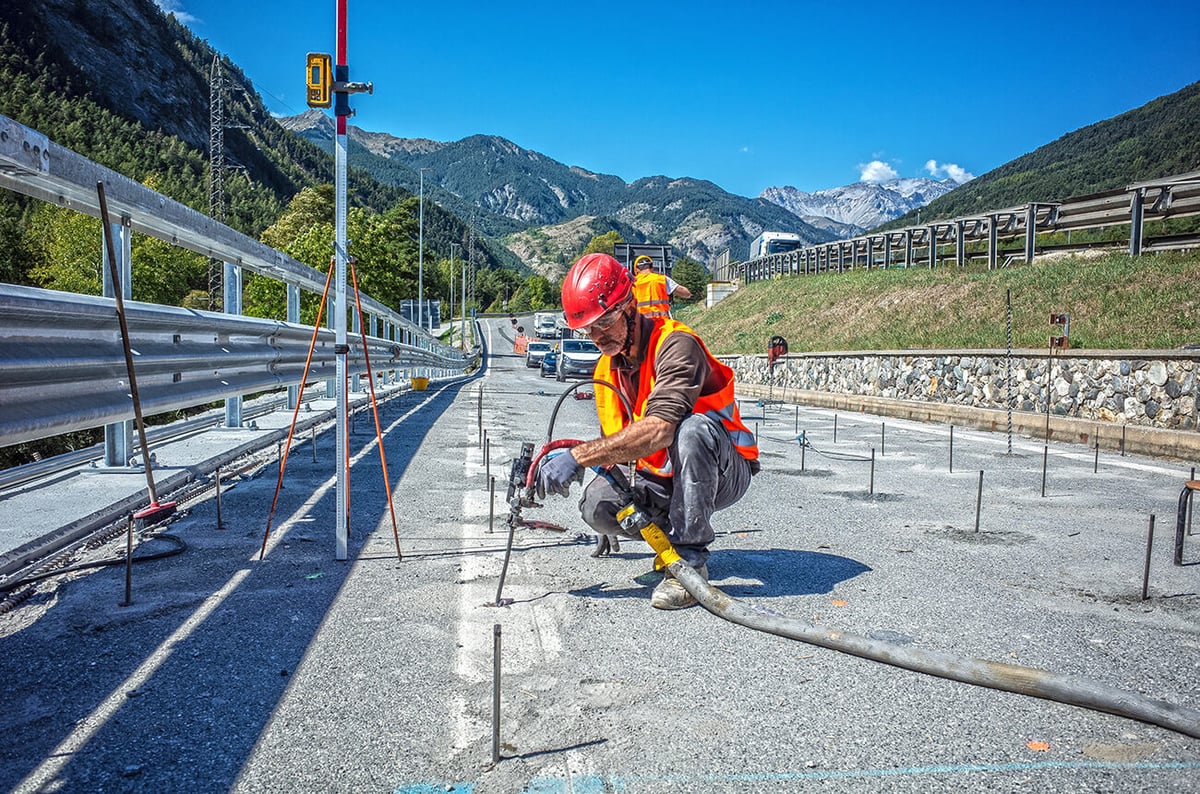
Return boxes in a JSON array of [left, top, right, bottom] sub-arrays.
[[525, 341, 552, 368], [556, 339, 601, 380]]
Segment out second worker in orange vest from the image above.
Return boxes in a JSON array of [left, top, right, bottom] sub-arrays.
[[632, 254, 691, 319], [534, 253, 757, 610]]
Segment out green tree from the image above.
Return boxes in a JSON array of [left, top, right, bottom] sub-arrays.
[[522, 275, 554, 310], [26, 203, 102, 295], [130, 233, 206, 305], [670, 256, 710, 305], [583, 230, 623, 256]]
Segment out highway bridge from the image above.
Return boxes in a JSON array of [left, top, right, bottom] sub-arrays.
[[1, 315, 1199, 792]]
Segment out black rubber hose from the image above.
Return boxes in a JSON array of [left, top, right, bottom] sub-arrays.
[[1, 533, 188, 593], [669, 561, 1200, 739]]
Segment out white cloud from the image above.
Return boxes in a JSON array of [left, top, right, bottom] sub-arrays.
[[154, 0, 199, 24], [925, 159, 975, 184], [859, 160, 898, 183]]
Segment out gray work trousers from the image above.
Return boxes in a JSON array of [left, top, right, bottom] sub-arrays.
[[578, 413, 754, 568]]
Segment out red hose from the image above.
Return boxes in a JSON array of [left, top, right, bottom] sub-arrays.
[[525, 439, 583, 490]]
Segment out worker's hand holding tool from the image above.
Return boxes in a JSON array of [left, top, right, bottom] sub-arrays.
[[535, 449, 583, 498]]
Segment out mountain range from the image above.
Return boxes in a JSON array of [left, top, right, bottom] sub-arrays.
[[1, 0, 1195, 288], [760, 178, 961, 236], [280, 110, 843, 273]]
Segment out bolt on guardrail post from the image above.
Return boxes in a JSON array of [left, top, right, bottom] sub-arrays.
[[484, 431, 490, 487], [800, 431, 806, 471], [1121, 424, 1126, 457], [1094, 440, 1099, 473], [869, 448, 875, 495], [833, 414, 838, 444]]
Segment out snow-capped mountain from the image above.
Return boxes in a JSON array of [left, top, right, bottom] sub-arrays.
[[760, 177, 961, 236]]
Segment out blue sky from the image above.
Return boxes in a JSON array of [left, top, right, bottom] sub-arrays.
[[161, 0, 1199, 198]]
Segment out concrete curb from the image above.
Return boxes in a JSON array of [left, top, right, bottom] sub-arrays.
[[737, 384, 1200, 462]]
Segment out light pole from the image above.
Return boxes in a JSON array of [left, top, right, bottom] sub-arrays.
[[446, 241, 453, 343], [418, 167, 432, 330], [460, 244, 467, 350]]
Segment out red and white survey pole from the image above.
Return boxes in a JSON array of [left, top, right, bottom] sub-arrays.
[[307, 1, 372, 559]]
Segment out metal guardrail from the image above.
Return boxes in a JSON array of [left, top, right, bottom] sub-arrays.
[[0, 113, 440, 334], [739, 171, 1200, 282], [0, 113, 475, 452], [0, 284, 463, 448]]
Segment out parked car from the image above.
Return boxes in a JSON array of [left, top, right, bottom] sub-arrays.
[[540, 348, 558, 377], [556, 338, 602, 380], [525, 340, 552, 368]]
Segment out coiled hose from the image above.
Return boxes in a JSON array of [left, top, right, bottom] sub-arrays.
[[665, 558, 1200, 739]]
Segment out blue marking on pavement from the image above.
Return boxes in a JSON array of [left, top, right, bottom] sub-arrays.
[[398, 760, 1200, 792]]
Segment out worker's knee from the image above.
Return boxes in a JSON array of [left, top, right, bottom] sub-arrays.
[[675, 414, 721, 457]]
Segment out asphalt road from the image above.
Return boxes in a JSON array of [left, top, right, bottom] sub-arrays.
[[1, 316, 1198, 793]]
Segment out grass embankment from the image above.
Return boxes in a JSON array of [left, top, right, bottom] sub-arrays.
[[676, 251, 1200, 355]]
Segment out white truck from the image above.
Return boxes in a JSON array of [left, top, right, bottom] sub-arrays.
[[750, 231, 804, 259], [534, 312, 561, 339]]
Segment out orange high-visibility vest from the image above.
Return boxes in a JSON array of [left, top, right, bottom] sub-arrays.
[[594, 318, 758, 477], [633, 271, 671, 318]]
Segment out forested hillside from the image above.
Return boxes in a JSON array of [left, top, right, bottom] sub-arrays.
[[0, 1, 527, 312], [883, 81, 1200, 229]]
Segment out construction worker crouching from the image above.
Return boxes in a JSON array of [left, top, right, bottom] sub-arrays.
[[534, 253, 759, 610], [632, 254, 691, 318]]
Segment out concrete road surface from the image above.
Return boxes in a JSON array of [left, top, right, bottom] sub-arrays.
[[1, 316, 1198, 793]]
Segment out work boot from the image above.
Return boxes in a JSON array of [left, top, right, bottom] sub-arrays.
[[650, 564, 707, 610]]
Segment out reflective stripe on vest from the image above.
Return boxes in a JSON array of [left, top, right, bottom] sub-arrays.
[[633, 272, 670, 318], [594, 318, 759, 477]]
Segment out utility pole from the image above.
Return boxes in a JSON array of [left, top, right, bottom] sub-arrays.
[[449, 242, 460, 346], [207, 55, 226, 311], [418, 167, 432, 329]]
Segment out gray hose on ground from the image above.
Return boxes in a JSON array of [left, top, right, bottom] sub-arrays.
[[670, 561, 1200, 739]]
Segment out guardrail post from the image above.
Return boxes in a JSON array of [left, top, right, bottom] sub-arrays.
[[102, 217, 134, 467], [287, 283, 300, 410], [1024, 204, 1037, 263], [987, 214, 999, 270], [224, 260, 243, 428], [955, 220, 966, 268], [1129, 189, 1145, 255], [927, 225, 938, 268]]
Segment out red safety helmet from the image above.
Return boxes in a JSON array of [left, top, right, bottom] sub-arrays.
[[561, 253, 633, 329]]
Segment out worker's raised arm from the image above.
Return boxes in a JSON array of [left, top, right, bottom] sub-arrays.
[[571, 416, 676, 469]]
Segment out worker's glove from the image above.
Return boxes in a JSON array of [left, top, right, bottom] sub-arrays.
[[535, 450, 583, 499]]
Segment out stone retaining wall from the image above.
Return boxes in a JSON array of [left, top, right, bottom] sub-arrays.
[[723, 349, 1199, 431]]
